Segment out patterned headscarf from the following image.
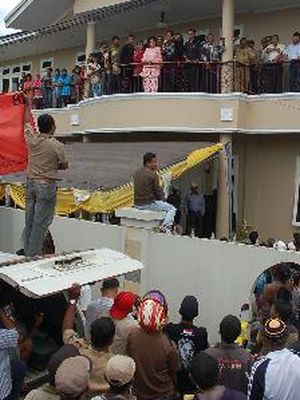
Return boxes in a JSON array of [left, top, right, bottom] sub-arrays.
[[138, 290, 168, 333]]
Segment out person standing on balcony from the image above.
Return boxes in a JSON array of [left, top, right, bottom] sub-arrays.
[[99, 43, 111, 95], [132, 41, 144, 92], [32, 73, 44, 110], [201, 33, 225, 93], [120, 34, 135, 93], [261, 34, 285, 93], [174, 33, 184, 91], [140, 37, 162, 93], [184, 183, 205, 238], [109, 36, 121, 94], [23, 98, 69, 257], [234, 37, 252, 93], [23, 73, 34, 109], [53, 68, 62, 108], [162, 31, 178, 92], [184, 29, 201, 91], [248, 40, 260, 94], [42, 68, 53, 108], [283, 32, 300, 92], [133, 152, 176, 233], [87, 54, 102, 98], [60, 68, 72, 107]]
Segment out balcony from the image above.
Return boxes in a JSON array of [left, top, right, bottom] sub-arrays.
[[37, 60, 300, 139]]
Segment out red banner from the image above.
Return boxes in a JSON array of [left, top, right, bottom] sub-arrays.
[[0, 93, 28, 175]]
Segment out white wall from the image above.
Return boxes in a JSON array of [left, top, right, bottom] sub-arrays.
[[1, 207, 300, 343], [0, 207, 124, 253], [142, 234, 300, 343]]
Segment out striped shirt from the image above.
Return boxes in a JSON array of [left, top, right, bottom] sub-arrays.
[[247, 348, 300, 400], [0, 329, 19, 400]]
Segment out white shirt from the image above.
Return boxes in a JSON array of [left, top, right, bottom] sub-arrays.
[[262, 43, 285, 62], [284, 43, 300, 60], [248, 348, 300, 400]]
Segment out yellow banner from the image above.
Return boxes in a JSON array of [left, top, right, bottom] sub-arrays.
[[0, 144, 222, 215]]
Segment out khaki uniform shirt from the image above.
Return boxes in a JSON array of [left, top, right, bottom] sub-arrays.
[[24, 123, 67, 181], [63, 329, 112, 395]]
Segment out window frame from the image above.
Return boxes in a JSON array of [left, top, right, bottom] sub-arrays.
[[76, 52, 86, 66], [40, 58, 54, 74]]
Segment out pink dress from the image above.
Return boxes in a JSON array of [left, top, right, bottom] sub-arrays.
[[140, 46, 162, 93]]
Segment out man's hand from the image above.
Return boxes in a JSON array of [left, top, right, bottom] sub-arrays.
[[68, 283, 81, 300]]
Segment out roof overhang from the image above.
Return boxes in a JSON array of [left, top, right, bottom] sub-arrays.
[[5, 0, 74, 30], [1, 0, 300, 62]]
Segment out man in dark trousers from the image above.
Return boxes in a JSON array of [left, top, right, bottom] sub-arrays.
[[185, 183, 205, 237], [120, 34, 135, 93], [183, 29, 201, 91], [23, 97, 68, 257]]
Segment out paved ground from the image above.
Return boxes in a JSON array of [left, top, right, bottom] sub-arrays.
[[3, 141, 212, 189]]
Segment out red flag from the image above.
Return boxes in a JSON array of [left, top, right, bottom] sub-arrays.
[[0, 93, 28, 175]]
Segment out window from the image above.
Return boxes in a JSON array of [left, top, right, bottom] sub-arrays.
[[0, 61, 31, 93], [2, 68, 10, 76], [11, 77, 20, 92], [293, 156, 300, 226], [12, 66, 21, 74], [40, 58, 54, 73], [22, 63, 32, 72], [76, 53, 86, 65], [2, 79, 10, 93]]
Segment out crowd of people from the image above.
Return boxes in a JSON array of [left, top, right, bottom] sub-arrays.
[[247, 230, 300, 252], [18, 30, 300, 110], [0, 263, 300, 400]]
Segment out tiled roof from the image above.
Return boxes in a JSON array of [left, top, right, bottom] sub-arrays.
[[0, 0, 160, 47]]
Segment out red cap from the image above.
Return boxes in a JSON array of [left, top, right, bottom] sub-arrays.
[[110, 291, 137, 320]]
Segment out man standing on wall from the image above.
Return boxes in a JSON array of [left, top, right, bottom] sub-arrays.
[[23, 96, 69, 257], [185, 183, 205, 237], [133, 152, 176, 233]]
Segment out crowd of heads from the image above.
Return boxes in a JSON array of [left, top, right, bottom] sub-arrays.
[[248, 230, 300, 251], [1, 261, 299, 400]]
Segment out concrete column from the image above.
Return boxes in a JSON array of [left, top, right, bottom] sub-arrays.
[[216, 134, 232, 239], [85, 21, 96, 58], [216, 0, 234, 239], [221, 0, 234, 93]]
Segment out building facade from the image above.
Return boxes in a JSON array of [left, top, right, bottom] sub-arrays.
[[1, 0, 300, 242]]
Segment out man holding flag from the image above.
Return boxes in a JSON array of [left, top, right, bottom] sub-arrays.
[[23, 96, 68, 257]]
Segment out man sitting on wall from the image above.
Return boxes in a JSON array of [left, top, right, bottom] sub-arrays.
[[133, 152, 176, 233]]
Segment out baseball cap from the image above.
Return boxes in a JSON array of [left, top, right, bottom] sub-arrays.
[[105, 355, 136, 386], [48, 344, 80, 386], [110, 291, 137, 320], [55, 356, 90, 396], [263, 318, 288, 342], [138, 297, 168, 333], [102, 278, 120, 290]]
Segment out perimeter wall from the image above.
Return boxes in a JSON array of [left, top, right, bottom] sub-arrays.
[[1, 207, 300, 343]]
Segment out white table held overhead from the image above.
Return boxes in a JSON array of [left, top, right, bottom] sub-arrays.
[[0, 249, 144, 298]]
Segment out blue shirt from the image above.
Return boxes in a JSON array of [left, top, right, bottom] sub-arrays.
[[60, 74, 72, 96], [284, 43, 300, 60], [0, 329, 18, 400], [54, 74, 62, 96]]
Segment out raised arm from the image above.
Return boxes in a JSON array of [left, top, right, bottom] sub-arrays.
[[62, 284, 81, 333]]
